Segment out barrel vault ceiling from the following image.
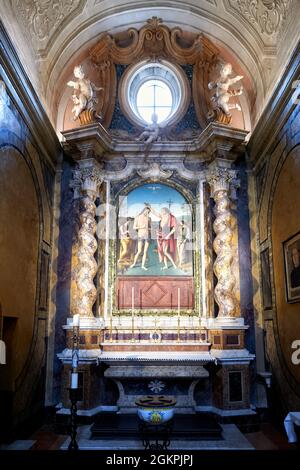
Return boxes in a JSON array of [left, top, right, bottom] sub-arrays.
[[0, 0, 299, 132]]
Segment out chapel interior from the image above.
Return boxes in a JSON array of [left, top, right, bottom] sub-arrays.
[[0, 0, 300, 451]]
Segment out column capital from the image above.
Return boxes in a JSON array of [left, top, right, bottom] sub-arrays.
[[206, 161, 237, 195], [70, 159, 103, 199]]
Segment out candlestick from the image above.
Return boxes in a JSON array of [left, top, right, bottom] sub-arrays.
[[199, 315, 202, 342], [131, 286, 135, 342], [177, 287, 180, 342], [110, 287, 113, 342]]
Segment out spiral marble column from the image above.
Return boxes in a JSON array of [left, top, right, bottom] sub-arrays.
[[206, 163, 238, 320], [71, 160, 103, 318]]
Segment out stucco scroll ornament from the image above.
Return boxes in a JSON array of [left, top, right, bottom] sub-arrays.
[[137, 162, 173, 181], [207, 63, 243, 125], [229, 0, 290, 36], [67, 65, 104, 124]]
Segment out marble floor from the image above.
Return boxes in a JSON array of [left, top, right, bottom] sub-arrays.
[[1, 420, 299, 451], [60, 423, 254, 450]]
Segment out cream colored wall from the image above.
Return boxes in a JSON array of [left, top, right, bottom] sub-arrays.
[[0, 147, 40, 391], [248, 41, 300, 411], [271, 148, 300, 384], [0, 22, 60, 431]]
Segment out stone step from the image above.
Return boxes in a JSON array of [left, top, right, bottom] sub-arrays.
[[90, 412, 222, 441]]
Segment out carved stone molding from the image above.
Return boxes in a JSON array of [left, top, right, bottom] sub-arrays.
[[89, 17, 219, 129], [227, 0, 291, 36], [137, 162, 173, 181], [90, 16, 212, 66], [206, 162, 239, 320]]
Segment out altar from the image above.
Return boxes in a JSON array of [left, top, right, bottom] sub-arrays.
[[57, 18, 255, 421]]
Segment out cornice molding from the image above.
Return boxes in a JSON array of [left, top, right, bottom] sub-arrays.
[[247, 39, 300, 169], [0, 21, 61, 169], [61, 121, 248, 172]]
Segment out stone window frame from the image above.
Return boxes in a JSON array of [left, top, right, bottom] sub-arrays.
[[118, 59, 191, 128]]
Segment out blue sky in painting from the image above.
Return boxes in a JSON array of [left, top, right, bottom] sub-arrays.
[[119, 183, 191, 219]]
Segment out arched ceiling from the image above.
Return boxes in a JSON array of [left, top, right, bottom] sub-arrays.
[[1, 0, 299, 133]]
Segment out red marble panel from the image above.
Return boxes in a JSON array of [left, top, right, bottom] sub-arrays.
[[117, 276, 194, 309]]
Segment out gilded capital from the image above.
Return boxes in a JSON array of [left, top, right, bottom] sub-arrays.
[[80, 166, 103, 195], [71, 161, 103, 199], [206, 165, 237, 195]]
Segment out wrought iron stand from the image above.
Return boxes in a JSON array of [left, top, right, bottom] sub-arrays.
[[68, 387, 79, 451], [139, 420, 173, 450]]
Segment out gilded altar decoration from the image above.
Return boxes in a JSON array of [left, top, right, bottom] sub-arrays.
[[117, 184, 192, 276], [207, 63, 243, 124], [67, 65, 104, 124], [72, 163, 103, 317], [117, 183, 193, 310], [207, 164, 238, 319]]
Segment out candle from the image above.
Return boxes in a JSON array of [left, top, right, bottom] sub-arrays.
[[110, 288, 113, 342], [71, 372, 78, 389], [131, 287, 135, 342], [177, 288, 180, 342], [132, 287, 134, 312], [73, 314, 80, 327]]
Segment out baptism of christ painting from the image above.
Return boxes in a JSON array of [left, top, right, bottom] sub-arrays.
[[117, 184, 193, 276]]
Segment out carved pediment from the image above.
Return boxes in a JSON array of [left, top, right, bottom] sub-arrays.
[[88, 18, 220, 129], [90, 17, 219, 66]]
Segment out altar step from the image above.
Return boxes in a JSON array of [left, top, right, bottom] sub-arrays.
[[100, 343, 210, 352], [90, 412, 222, 441]]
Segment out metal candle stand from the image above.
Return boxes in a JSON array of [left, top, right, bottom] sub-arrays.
[[68, 387, 79, 451], [68, 316, 80, 451]]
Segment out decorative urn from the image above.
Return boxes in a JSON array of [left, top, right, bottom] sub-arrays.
[[135, 395, 177, 424]]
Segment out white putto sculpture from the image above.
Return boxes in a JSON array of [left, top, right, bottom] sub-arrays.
[[136, 113, 160, 145], [67, 65, 103, 122], [208, 62, 243, 124]]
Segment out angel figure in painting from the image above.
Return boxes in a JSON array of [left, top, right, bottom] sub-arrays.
[[208, 62, 243, 118], [136, 113, 160, 145], [67, 65, 103, 121]]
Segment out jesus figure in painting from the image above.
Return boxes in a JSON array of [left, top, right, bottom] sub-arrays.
[[149, 205, 178, 270]]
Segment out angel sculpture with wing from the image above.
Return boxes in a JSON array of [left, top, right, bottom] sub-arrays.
[[208, 62, 243, 116], [67, 65, 103, 120]]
